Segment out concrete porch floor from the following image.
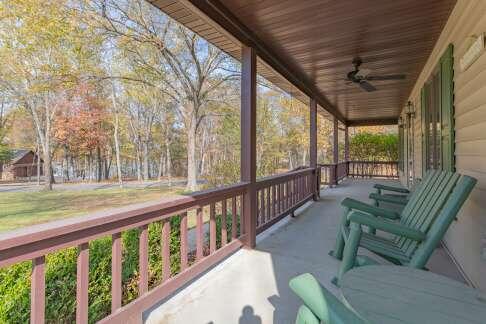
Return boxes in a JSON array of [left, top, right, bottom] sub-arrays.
[[144, 179, 466, 324]]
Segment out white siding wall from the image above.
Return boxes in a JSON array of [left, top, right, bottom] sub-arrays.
[[402, 0, 486, 289]]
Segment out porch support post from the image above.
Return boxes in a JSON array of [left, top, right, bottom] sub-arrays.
[[333, 116, 339, 185], [344, 126, 350, 176], [344, 126, 349, 161], [241, 46, 257, 249], [309, 98, 318, 200]]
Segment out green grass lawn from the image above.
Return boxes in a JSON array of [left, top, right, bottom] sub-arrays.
[[0, 186, 186, 233]]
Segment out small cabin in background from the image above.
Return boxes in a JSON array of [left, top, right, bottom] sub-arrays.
[[1, 149, 43, 181]]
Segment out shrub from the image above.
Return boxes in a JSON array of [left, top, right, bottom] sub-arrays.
[[213, 211, 241, 248], [349, 132, 398, 161]]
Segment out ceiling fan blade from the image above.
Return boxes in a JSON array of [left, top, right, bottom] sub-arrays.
[[355, 68, 371, 78], [366, 74, 406, 81], [359, 81, 376, 92]]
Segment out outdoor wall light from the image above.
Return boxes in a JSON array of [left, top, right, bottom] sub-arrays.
[[406, 101, 415, 118]]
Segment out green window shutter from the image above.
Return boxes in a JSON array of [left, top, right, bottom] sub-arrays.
[[420, 86, 428, 177], [440, 44, 455, 172]]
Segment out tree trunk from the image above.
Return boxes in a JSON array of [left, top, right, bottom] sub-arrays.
[[199, 152, 206, 176], [88, 152, 93, 182], [96, 146, 102, 182], [83, 155, 87, 180], [64, 146, 70, 182], [166, 142, 172, 186], [104, 156, 110, 180], [136, 149, 142, 181], [36, 142, 41, 185], [158, 151, 164, 181], [111, 85, 123, 188], [143, 141, 150, 180], [50, 166, 55, 184], [186, 115, 198, 191], [43, 151, 52, 190], [42, 117, 53, 190], [41, 132, 53, 190]]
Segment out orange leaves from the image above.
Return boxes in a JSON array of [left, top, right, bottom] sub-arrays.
[[54, 83, 110, 154]]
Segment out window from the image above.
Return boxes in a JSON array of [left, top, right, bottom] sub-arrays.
[[421, 44, 455, 174]]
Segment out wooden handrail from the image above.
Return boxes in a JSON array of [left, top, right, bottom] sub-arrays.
[[319, 161, 398, 185], [255, 167, 314, 189]]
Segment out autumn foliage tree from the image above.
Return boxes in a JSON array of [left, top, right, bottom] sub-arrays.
[[55, 84, 110, 181]]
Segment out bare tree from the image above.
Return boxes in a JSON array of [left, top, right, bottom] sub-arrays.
[[90, 0, 237, 190], [110, 81, 124, 187]]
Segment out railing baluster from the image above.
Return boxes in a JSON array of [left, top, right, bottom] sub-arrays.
[[221, 199, 227, 247], [293, 178, 297, 204], [210, 203, 216, 254], [196, 208, 203, 261], [112, 232, 122, 312], [300, 176, 303, 200], [295, 178, 298, 203], [285, 181, 291, 210], [239, 195, 245, 235], [307, 174, 310, 195], [76, 243, 89, 324], [290, 179, 293, 205], [279, 183, 283, 214], [77, 243, 89, 324], [256, 190, 260, 226], [162, 220, 171, 282], [266, 187, 271, 222], [283, 182, 287, 211], [272, 185, 276, 219], [139, 225, 148, 295], [231, 197, 237, 240], [303, 175, 307, 197], [300, 175, 307, 199], [290, 179, 294, 206], [180, 212, 188, 271], [260, 189, 265, 225], [299, 176, 303, 200], [31, 256, 45, 324], [296, 177, 299, 201]]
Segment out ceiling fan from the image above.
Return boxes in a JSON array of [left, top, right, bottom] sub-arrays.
[[346, 57, 406, 92]]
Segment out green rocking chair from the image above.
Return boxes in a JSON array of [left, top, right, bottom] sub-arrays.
[[334, 173, 476, 284], [368, 175, 426, 207], [330, 170, 439, 258]]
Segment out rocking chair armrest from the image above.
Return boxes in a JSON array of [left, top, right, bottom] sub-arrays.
[[289, 273, 364, 323], [369, 193, 408, 205], [348, 211, 426, 242], [341, 198, 400, 220], [373, 183, 410, 194]]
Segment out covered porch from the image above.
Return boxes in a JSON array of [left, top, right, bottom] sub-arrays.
[[3, 0, 486, 323], [144, 179, 465, 323]]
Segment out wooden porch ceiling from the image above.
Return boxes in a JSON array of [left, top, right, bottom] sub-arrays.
[[150, 0, 456, 125]]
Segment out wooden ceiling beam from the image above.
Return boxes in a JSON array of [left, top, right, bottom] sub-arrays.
[[347, 119, 399, 127]]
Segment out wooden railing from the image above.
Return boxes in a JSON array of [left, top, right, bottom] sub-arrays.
[[255, 168, 315, 234], [0, 167, 317, 324], [319, 161, 398, 186], [319, 162, 348, 186], [348, 161, 399, 179]]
